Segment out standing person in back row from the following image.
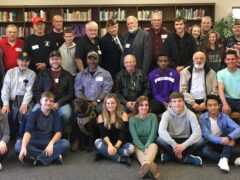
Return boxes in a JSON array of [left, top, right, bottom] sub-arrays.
[[163, 16, 197, 72], [23, 17, 57, 73]]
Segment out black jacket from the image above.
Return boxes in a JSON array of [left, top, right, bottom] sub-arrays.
[[99, 33, 124, 79], [33, 68, 74, 107], [163, 31, 197, 68], [114, 68, 150, 104]]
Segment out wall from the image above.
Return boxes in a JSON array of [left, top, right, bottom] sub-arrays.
[[1, 0, 239, 20]]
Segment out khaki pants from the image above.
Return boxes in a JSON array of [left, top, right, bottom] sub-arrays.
[[135, 143, 158, 166]]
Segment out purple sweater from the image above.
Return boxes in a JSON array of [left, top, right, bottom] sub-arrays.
[[149, 67, 180, 103]]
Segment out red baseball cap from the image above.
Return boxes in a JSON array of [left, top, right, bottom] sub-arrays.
[[32, 16, 44, 25]]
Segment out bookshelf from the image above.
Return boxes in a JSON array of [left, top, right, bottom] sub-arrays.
[[0, 3, 215, 38]]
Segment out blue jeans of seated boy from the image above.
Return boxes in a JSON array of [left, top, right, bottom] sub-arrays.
[[15, 139, 70, 166], [157, 137, 204, 161], [201, 128, 236, 162], [94, 139, 134, 162]]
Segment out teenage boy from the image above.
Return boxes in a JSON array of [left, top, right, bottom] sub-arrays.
[[59, 28, 77, 76], [199, 94, 240, 172], [217, 50, 240, 114], [157, 92, 203, 166], [149, 53, 180, 115], [15, 91, 70, 166], [0, 112, 10, 170]]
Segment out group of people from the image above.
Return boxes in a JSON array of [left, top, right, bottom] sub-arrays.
[[0, 11, 240, 179]]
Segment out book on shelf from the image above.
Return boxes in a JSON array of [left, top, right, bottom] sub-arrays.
[[100, 28, 107, 37], [176, 8, 205, 20], [137, 10, 162, 20], [99, 8, 126, 21], [63, 9, 92, 21], [0, 11, 17, 22], [24, 10, 46, 21]]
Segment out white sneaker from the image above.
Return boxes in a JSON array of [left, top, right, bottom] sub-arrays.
[[0, 163, 2, 170], [218, 157, 230, 172], [234, 157, 240, 166]]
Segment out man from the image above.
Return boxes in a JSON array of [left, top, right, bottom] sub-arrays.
[[123, 16, 152, 76], [217, 50, 240, 114], [149, 53, 180, 115], [15, 91, 70, 166], [1, 52, 36, 138], [200, 16, 213, 40], [157, 92, 203, 166], [199, 94, 240, 172], [224, 20, 240, 49], [180, 51, 218, 113], [32, 50, 74, 126], [23, 16, 57, 73], [163, 16, 197, 72], [0, 24, 24, 71], [147, 12, 170, 70], [114, 54, 150, 112], [49, 15, 65, 48], [75, 21, 101, 72], [99, 19, 123, 79], [74, 51, 113, 113]]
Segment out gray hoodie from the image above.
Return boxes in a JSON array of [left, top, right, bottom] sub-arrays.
[[0, 113, 10, 143], [158, 106, 201, 148]]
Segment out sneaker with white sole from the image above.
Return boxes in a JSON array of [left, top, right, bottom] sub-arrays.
[[161, 153, 173, 163], [218, 157, 230, 172], [234, 157, 240, 166], [184, 154, 202, 166]]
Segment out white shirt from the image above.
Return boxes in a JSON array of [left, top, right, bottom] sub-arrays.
[[190, 67, 206, 99], [210, 117, 222, 136]]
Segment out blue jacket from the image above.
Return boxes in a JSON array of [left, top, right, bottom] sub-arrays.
[[199, 112, 240, 144]]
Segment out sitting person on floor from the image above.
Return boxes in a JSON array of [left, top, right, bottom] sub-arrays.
[[157, 92, 204, 166], [15, 91, 70, 166], [94, 93, 134, 165], [199, 94, 240, 172], [129, 96, 160, 180]]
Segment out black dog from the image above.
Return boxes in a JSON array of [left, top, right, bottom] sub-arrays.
[[73, 97, 97, 152]]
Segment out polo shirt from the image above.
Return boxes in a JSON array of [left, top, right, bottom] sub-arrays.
[[0, 37, 24, 71]]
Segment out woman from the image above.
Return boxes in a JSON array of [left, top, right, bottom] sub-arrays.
[[129, 96, 160, 179], [200, 30, 225, 72], [191, 24, 201, 50], [94, 94, 134, 166]]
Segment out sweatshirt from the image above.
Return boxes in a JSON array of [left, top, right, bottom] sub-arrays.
[[158, 106, 202, 148]]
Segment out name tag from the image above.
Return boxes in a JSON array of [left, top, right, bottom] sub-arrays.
[[15, 48, 22, 52], [125, 44, 130, 48], [32, 45, 39, 50], [98, 50, 102, 55], [96, 76, 103, 81], [161, 34, 168, 39], [55, 78, 59, 83]]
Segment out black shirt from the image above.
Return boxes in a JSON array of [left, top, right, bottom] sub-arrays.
[[75, 35, 101, 68]]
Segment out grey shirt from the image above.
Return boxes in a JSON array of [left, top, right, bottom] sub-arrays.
[[158, 105, 202, 148]]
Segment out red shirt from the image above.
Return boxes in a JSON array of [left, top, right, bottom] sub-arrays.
[[0, 37, 24, 71]]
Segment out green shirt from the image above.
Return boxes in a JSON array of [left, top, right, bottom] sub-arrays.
[[217, 68, 240, 99], [129, 113, 158, 151]]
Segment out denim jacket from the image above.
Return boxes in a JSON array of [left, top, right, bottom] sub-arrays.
[[199, 112, 240, 144]]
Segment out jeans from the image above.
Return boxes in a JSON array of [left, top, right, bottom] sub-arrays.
[[157, 137, 204, 161], [94, 139, 134, 162], [32, 103, 72, 126], [226, 98, 240, 112], [201, 128, 236, 162], [15, 138, 70, 166]]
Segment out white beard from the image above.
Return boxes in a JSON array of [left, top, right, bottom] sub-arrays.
[[194, 63, 204, 70]]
